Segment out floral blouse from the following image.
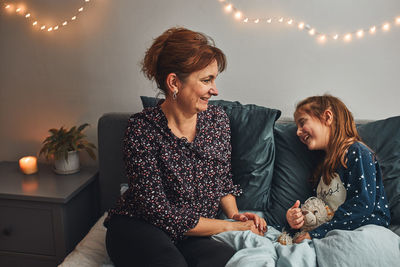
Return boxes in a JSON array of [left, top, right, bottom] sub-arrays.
[[104, 103, 241, 243]]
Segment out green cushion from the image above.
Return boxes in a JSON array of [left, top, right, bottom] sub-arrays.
[[140, 96, 281, 211], [358, 116, 400, 224], [264, 123, 322, 226]]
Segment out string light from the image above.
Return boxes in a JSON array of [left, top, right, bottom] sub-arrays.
[[1, 0, 91, 33], [218, 0, 400, 44]]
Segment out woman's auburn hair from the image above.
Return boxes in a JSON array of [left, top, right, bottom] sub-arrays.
[[294, 95, 361, 186], [141, 27, 226, 94]]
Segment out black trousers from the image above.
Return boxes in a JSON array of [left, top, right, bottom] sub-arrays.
[[106, 215, 236, 267]]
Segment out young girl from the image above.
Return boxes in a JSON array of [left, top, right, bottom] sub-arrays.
[[287, 95, 391, 243]]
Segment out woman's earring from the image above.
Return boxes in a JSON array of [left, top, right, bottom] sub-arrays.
[[173, 90, 178, 100]]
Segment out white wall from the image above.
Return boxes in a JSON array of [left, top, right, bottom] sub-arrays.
[[1, 0, 399, 164]]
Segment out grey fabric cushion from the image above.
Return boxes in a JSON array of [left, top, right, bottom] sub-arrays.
[[140, 96, 281, 210]]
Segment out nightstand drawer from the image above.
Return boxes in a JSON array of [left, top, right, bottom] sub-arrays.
[[0, 205, 55, 255]]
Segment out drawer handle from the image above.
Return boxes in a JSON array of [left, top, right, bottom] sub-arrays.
[[2, 227, 12, 236]]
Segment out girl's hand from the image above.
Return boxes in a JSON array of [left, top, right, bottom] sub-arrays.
[[232, 212, 267, 233], [230, 220, 265, 236], [293, 232, 311, 243], [286, 200, 304, 229]]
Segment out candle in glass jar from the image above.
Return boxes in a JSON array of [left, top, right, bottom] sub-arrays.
[[19, 156, 38, 175]]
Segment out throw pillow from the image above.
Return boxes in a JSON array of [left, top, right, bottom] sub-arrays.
[[265, 123, 322, 227], [358, 116, 400, 224]]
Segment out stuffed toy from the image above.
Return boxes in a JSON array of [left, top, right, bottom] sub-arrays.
[[277, 197, 334, 245]]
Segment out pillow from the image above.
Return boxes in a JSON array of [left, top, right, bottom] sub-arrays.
[[265, 123, 322, 227], [140, 96, 281, 211], [358, 116, 400, 224]]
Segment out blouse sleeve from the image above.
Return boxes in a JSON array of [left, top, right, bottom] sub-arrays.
[[123, 116, 200, 243], [310, 145, 390, 238], [215, 108, 242, 197]]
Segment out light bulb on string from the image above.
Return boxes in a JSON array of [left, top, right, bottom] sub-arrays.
[[2, 0, 92, 33], [235, 11, 241, 20], [216, 0, 400, 44], [318, 35, 326, 43], [344, 33, 352, 42], [382, 23, 390, 31]]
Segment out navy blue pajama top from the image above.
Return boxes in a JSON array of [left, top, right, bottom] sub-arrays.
[[310, 142, 391, 238], [104, 104, 241, 243]]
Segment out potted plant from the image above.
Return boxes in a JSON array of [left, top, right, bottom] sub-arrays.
[[39, 123, 96, 174]]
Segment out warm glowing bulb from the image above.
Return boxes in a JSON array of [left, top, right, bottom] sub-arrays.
[[318, 35, 326, 43], [5, 5, 11, 9], [344, 33, 352, 41], [25, 13, 31, 18], [225, 4, 232, 13], [71, 16, 77, 20], [308, 28, 315, 35], [40, 25, 46, 30], [78, 7, 84, 12], [370, 26, 376, 34], [287, 19, 293, 25], [63, 21, 68, 26], [16, 8, 21, 13], [243, 18, 248, 23], [235, 11, 241, 20], [254, 19, 259, 24], [85, 0, 90, 2], [333, 34, 339, 40], [278, 17, 284, 23], [32, 21, 37, 26], [382, 23, 390, 31], [396, 17, 400, 24], [48, 27, 53, 32], [357, 30, 364, 38], [298, 22, 305, 30], [54, 26, 59, 30], [266, 18, 272, 23]]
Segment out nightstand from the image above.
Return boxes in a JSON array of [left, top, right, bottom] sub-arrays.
[[0, 162, 99, 267]]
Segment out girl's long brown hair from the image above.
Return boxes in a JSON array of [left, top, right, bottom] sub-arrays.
[[294, 95, 361, 186]]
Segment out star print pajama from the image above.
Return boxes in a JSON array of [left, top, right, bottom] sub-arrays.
[[310, 142, 391, 238]]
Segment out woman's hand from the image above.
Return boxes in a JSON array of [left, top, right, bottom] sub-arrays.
[[293, 232, 311, 243], [230, 220, 265, 236], [232, 212, 267, 233], [286, 200, 304, 229]]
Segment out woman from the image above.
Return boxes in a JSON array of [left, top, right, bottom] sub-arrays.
[[104, 27, 267, 267]]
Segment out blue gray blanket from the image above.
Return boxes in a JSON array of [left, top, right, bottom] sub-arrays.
[[212, 225, 400, 267]]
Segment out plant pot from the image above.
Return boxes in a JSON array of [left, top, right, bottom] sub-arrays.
[[54, 151, 80, 175]]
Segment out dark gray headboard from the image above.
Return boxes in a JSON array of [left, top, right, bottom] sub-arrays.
[[97, 113, 131, 213]]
